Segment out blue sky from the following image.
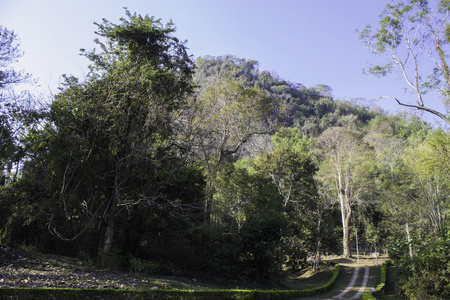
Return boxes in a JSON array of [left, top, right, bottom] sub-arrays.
[[1, 0, 447, 125]]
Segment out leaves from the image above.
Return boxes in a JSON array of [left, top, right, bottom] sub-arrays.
[[358, 0, 450, 124]]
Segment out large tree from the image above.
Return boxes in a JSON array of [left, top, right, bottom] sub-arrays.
[[185, 77, 280, 227], [0, 26, 30, 184], [0, 26, 28, 88], [358, 0, 450, 125], [316, 126, 374, 257], [254, 127, 319, 268], [402, 130, 450, 232], [29, 11, 199, 265]]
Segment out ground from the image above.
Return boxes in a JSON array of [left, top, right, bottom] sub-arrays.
[[0, 244, 393, 299], [0, 244, 208, 290]]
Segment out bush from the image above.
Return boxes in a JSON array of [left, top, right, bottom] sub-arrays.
[[397, 229, 450, 299]]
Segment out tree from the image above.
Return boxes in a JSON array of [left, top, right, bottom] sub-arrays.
[[402, 130, 450, 232], [194, 55, 260, 86], [22, 11, 200, 265], [316, 127, 374, 257], [186, 78, 280, 227], [254, 127, 319, 269], [213, 162, 287, 279], [364, 115, 408, 184], [254, 127, 317, 209], [0, 26, 30, 185], [0, 26, 28, 88], [399, 227, 450, 298], [358, 0, 450, 125]]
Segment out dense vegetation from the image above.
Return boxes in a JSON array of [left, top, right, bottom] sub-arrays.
[[1, 1, 450, 298]]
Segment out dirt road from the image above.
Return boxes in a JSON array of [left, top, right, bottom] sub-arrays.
[[329, 266, 373, 299], [301, 256, 386, 300]]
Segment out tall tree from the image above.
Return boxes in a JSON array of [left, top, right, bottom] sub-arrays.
[[0, 26, 30, 184], [402, 130, 450, 232], [316, 126, 373, 257], [0, 26, 28, 88], [37, 11, 198, 265], [213, 162, 286, 278], [185, 78, 280, 227], [358, 0, 450, 125], [254, 127, 319, 268]]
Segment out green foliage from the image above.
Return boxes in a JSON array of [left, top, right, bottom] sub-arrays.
[[358, 0, 450, 124], [396, 229, 450, 299], [128, 255, 162, 275], [195, 55, 259, 85], [253, 128, 319, 263], [0, 10, 204, 269], [213, 163, 286, 279], [400, 130, 450, 232], [0, 26, 29, 88], [194, 55, 378, 137], [0, 26, 31, 186]]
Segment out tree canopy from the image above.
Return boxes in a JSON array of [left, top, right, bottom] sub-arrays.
[[358, 0, 450, 125]]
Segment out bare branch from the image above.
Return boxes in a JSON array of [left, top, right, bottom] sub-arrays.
[[379, 95, 450, 125]]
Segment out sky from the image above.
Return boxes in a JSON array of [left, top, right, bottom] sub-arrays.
[[1, 0, 447, 126]]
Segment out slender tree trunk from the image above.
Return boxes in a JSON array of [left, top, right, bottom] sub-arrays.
[[339, 192, 352, 258], [97, 217, 116, 268], [314, 238, 321, 273], [356, 227, 359, 264], [314, 204, 326, 273], [203, 180, 213, 229], [97, 183, 118, 267], [406, 222, 413, 258], [342, 214, 351, 258]]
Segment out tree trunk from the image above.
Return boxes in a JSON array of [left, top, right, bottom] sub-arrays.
[[203, 181, 213, 229], [406, 222, 413, 258], [97, 217, 116, 268], [314, 206, 325, 273], [339, 192, 352, 258], [342, 216, 351, 258], [356, 227, 359, 264], [97, 186, 118, 268]]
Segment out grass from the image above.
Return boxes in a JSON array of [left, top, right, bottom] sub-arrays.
[[279, 263, 336, 290]]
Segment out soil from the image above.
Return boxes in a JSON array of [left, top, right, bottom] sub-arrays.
[[0, 244, 206, 290], [321, 254, 389, 266]]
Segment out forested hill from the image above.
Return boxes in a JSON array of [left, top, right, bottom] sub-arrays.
[[194, 54, 424, 139], [1, 10, 449, 299]]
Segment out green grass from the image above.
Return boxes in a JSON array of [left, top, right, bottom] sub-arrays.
[[279, 263, 336, 290]]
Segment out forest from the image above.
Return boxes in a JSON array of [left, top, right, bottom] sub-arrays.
[[1, 1, 450, 299]]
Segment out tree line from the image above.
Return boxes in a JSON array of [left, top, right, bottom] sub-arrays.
[[1, 1, 450, 297]]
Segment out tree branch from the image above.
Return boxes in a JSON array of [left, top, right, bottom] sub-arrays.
[[380, 96, 450, 125]]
